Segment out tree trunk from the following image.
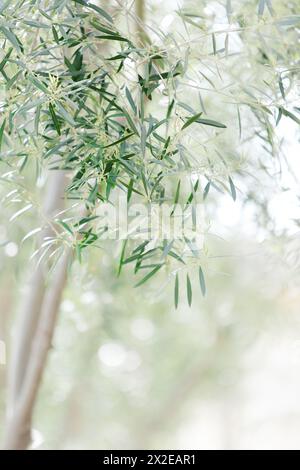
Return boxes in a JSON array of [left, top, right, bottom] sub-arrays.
[[4, 249, 71, 449], [3, 170, 70, 449]]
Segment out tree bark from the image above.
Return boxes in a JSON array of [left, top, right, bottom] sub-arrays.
[[3, 170, 69, 449], [3, 249, 71, 450]]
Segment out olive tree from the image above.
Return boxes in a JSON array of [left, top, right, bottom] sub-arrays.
[[0, 0, 299, 449]]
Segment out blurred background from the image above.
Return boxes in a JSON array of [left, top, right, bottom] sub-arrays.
[[1, 0, 300, 450]]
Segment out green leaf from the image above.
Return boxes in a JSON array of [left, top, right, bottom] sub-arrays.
[[49, 103, 61, 135], [196, 118, 226, 128], [23, 20, 49, 28], [89, 4, 113, 23], [135, 264, 163, 287], [0, 47, 13, 73], [150, 173, 164, 198], [174, 273, 179, 309], [186, 179, 199, 205], [228, 176, 237, 201], [87, 181, 98, 204], [96, 35, 129, 42], [276, 107, 282, 126], [89, 20, 116, 35], [35, 105, 41, 135], [0, 26, 23, 53], [103, 132, 134, 148], [168, 251, 185, 264], [75, 216, 99, 229], [203, 181, 211, 200], [18, 97, 46, 114], [117, 240, 127, 276], [199, 267, 206, 296], [56, 102, 76, 126], [7, 70, 21, 89], [237, 105, 242, 139], [141, 171, 149, 196], [0, 119, 6, 152], [186, 274, 192, 307], [174, 180, 181, 204], [57, 220, 73, 235], [52, 25, 60, 44], [127, 178, 134, 203], [162, 240, 174, 259], [122, 109, 138, 134], [212, 33, 216, 55], [182, 113, 226, 130], [278, 76, 285, 100], [125, 87, 137, 115], [29, 75, 49, 94], [167, 99, 175, 120], [74, 0, 114, 23], [182, 112, 203, 130], [280, 107, 300, 126]]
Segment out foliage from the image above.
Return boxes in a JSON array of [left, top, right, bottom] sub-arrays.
[[0, 0, 299, 307]]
